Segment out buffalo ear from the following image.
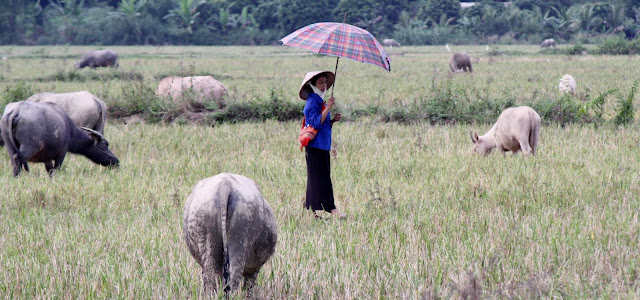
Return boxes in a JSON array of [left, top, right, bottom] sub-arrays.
[[470, 131, 478, 143]]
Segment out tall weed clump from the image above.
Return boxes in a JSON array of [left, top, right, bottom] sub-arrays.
[[614, 80, 638, 126], [106, 80, 177, 123]]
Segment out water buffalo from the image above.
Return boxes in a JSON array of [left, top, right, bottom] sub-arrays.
[[0, 101, 119, 176], [540, 39, 556, 48], [382, 39, 401, 48], [450, 53, 473, 73], [75, 50, 118, 69], [470, 106, 541, 156], [559, 74, 576, 95], [156, 76, 228, 110], [26, 91, 107, 134], [183, 173, 277, 295]]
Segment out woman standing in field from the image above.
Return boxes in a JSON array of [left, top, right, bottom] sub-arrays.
[[299, 71, 346, 219]]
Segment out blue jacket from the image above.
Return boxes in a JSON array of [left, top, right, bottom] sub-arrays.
[[303, 92, 331, 151]]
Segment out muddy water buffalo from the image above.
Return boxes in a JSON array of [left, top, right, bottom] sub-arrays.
[[450, 52, 473, 73], [470, 106, 541, 156], [156, 76, 228, 109], [75, 50, 118, 69], [26, 91, 108, 134], [183, 173, 277, 295], [0, 101, 119, 176]]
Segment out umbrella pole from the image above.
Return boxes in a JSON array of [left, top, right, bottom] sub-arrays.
[[330, 57, 339, 98], [330, 13, 346, 99]]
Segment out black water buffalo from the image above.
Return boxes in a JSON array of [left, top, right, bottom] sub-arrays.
[[75, 50, 118, 69], [183, 173, 277, 295], [0, 101, 119, 176]]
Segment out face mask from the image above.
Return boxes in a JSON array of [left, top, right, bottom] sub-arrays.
[[309, 83, 326, 99]]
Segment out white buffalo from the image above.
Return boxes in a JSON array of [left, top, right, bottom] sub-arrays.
[[26, 91, 108, 134], [540, 39, 556, 48], [382, 39, 401, 48], [183, 173, 277, 295], [470, 106, 541, 156], [559, 74, 576, 95], [156, 76, 228, 109]]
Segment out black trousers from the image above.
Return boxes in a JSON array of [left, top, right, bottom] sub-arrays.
[[305, 147, 336, 212]]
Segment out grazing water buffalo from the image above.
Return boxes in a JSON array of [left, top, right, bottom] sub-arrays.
[[449, 53, 473, 73], [540, 39, 556, 48], [382, 39, 401, 48], [470, 106, 541, 156], [156, 76, 228, 109], [183, 173, 277, 295], [26, 91, 108, 134], [75, 50, 118, 69], [0, 101, 119, 176], [559, 74, 576, 95]]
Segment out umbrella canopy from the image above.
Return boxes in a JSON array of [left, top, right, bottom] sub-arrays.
[[280, 22, 391, 72]]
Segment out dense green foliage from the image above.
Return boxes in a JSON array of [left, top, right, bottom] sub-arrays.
[[2, 0, 640, 46]]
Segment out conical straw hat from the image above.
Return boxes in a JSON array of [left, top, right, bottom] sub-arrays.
[[298, 71, 335, 100]]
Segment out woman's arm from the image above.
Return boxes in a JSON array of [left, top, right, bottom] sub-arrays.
[[321, 97, 335, 124]]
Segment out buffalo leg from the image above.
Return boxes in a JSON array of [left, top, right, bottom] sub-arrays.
[[53, 153, 66, 171], [244, 271, 259, 295], [519, 140, 533, 156], [44, 161, 56, 177], [201, 234, 222, 295]]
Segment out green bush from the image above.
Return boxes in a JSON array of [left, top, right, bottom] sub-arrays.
[[595, 35, 640, 55], [528, 94, 589, 126], [565, 42, 587, 55], [106, 80, 177, 123], [208, 90, 303, 124], [1, 82, 35, 111]]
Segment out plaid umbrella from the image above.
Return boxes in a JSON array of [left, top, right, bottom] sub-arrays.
[[280, 22, 391, 72]]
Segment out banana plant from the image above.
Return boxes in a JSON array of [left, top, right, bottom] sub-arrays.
[[163, 0, 205, 33]]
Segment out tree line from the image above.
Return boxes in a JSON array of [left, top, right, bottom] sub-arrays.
[[1, 0, 639, 46]]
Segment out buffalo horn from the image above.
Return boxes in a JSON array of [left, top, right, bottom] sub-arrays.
[[81, 127, 105, 141]]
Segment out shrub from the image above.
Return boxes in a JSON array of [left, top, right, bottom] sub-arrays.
[[107, 80, 177, 123], [208, 90, 303, 124], [528, 94, 590, 126], [565, 42, 587, 55], [595, 35, 640, 55]]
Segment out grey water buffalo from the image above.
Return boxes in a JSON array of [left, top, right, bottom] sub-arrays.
[[449, 52, 473, 73], [75, 49, 118, 69], [183, 173, 277, 295], [0, 101, 119, 176], [470, 106, 541, 156], [382, 39, 401, 48], [156, 76, 228, 109], [559, 74, 576, 95], [26, 91, 107, 134], [540, 39, 556, 48]]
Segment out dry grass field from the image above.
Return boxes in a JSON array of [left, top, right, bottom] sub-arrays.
[[0, 45, 639, 298]]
